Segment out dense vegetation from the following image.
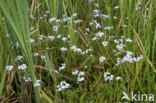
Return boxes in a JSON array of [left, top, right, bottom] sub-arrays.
[[0, 0, 155, 102]]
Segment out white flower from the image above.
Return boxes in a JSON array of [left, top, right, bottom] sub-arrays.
[[30, 39, 35, 43], [77, 76, 85, 82], [104, 26, 113, 30], [99, 56, 106, 62], [56, 19, 61, 23], [46, 10, 50, 14], [38, 37, 43, 40], [34, 53, 39, 56], [96, 31, 104, 37], [60, 47, 67, 51], [74, 19, 83, 24], [114, 39, 119, 44], [23, 76, 32, 82], [126, 38, 133, 42], [30, 26, 34, 31], [101, 14, 110, 19], [109, 36, 114, 39], [126, 51, 133, 56], [62, 37, 67, 41], [67, 35, 70, 39], [93, 9, 99, 14], [73, 13, 78, 17], [49, 17, 56, 23], [133, 55, 143, 62], [94, 3, 99, 7], [114, 6, 119, 9], [116, 44, 125, 51], [116, 58, 121, 66], [92, 37, 97, 40], [113, 16, 117, 19], [34, 80, 42, 87], [53, 26, 59, 31], [102, 41, 108, 46], [146, 8, 149, 11], [41, 55, 45, 59], [6, 34, 9, 37], [123, 25, 127, 28], [84, 66, 88, 69], [95, 23, 101, 28], [48, 36, 55, 41], [59, 63, 66, 70], [123, 55, 133, 63], [15, 55, 23, 61], [56, 81, 70, 91], [116, 76, 122, 81], [78, 72, 85, 76], [72, 70, 79, 75], [57, 34, 61, 38], [6, 65, 13, 71], [86, 28, 90, 32], [103, 72, 114, 81], [18, 64, 27, 70]]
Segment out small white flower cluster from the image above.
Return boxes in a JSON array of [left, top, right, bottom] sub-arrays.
[[101, 14, 110, 19], [99, 56, 106, 63], [113, 16, 117, 19], [53, 26, 59, 32], [72, 69, 79, 75], [56, 81, 70, 91], [72, 70, 85, 82], [30, 26, 35, 31], [34, 52, 39, 57], [59, 63, 66, 70], [70, 45, 92, 55], [60, 47, 67, 51], [96, 31, 104, 37], [104, 26, 113, 30], [74, 19, 83, 24], [30, 38, 35, 43], [126, 38, 133, 42], [102, 41, 108, 47], [136, 1, 142, 11], [6, 33, 10, 37], [116, 44, 126, 51], [73, 13, 78, 17], [94, 3, 98, 7], [48, 36, 55, 41], [6, 65, 14, 71], [116, 51, 143, 66], [62, 37, 67, 41], [77, 72, 85, 82], [23, 76, 32, 82], [92, 8, 111, 20], [18, 64, 27, 70], [136, 7, 141, 11], [34, 80, 42, 87], [92, 31, 105, 40], [49, 17, 56, 23], [114, 6, 119, 9], [41, 55, 45, 60], [114, 37, 133, 51], [104, 72, 122, 81], [89, 20, 101, 29], [15, 55, 23, 61]]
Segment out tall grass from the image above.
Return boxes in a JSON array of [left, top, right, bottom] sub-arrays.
[[0, 0, 40, 102]]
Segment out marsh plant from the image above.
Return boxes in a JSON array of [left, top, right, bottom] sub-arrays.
[[0, 0, 155, 103]]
